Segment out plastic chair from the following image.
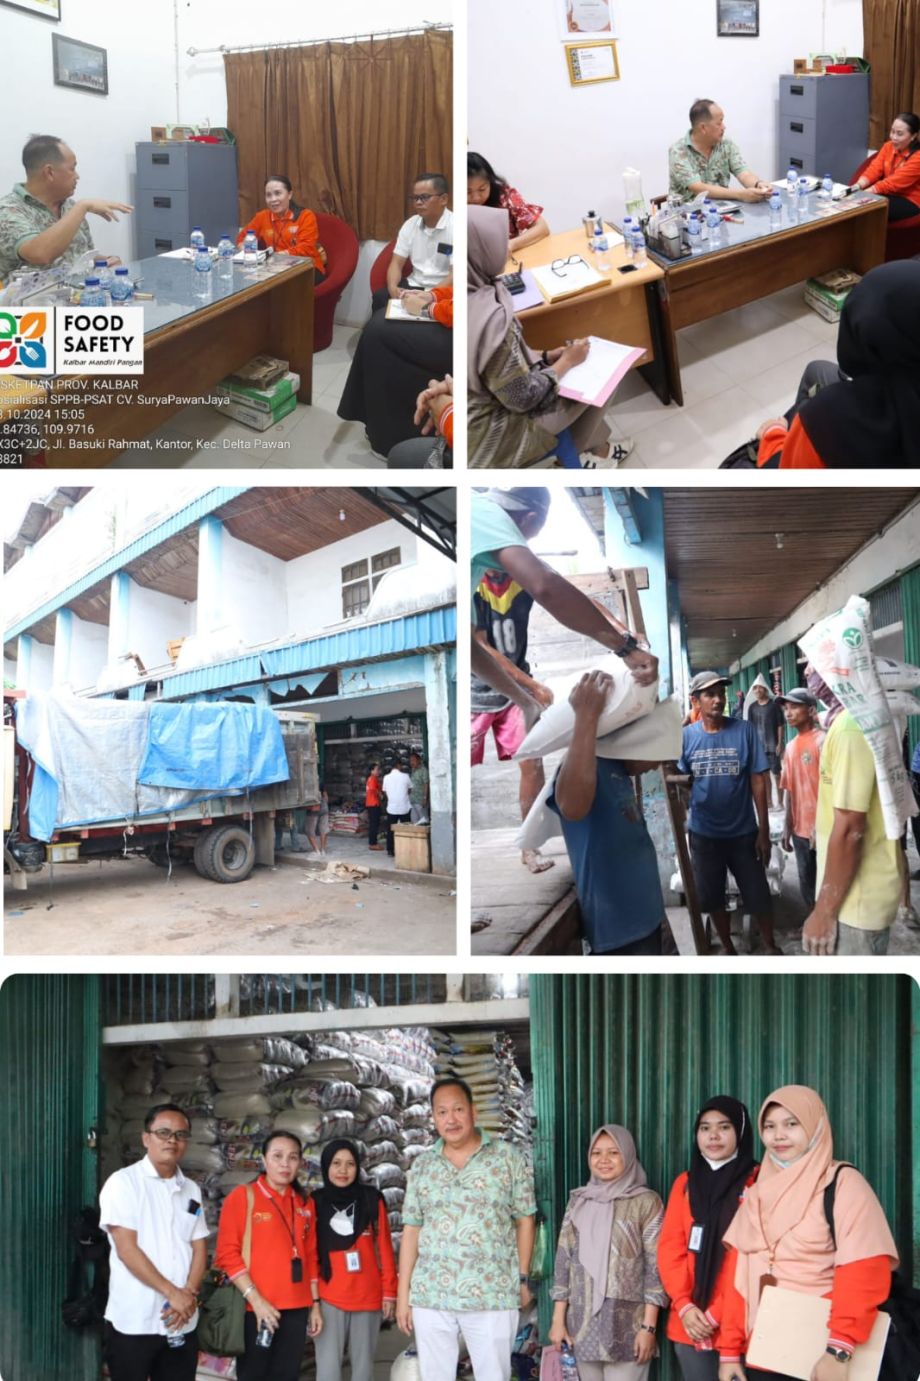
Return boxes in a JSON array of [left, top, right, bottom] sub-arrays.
[[538, 427, 581, 469], [313, 213, 359, 352], [851, 156, 920, 262]]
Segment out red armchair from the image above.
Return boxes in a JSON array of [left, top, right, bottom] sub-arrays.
[[313, 213, 359, 352], [370, 239, 413, 296], [851, 155, 920, 262]]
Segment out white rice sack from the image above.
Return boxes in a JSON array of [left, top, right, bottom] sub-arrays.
[[382, 1186, 405, 1209], [799, 595, 917, 838], [223, 1142, 264, 1171], [285, 1080, 361, 1113], [180, 1145, 226, 1174], [886, 689, 920, 716], [162, 1046, 212, 1068], [212, 1092, 272, 1118], [401, 1128, 431, 1146], [273, 1107, 324, 1141], [401, 1144, 429, 1169], [212, 1062, 293, 1091], [217, 1117, 273, 1140], [159, 1067, 215, 1094], [318, 1110, 357, 1140], [219, 1169, 260, 1194], [875, 655, 920, 691], [369, 1163, 406, 1190], [401, 1103, 430, 1128], [361, 1115, 401, 1144], [515, 654, 658, 759], [363, 1140, 401, 1168], [357, 1088, 397, 1119], [122, 1067, 158, 1096]]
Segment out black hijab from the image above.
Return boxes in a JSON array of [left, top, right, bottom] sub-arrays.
[[800, 261, 920, 466], [310, 1138, 382, 1282], [687, 1096, 757, 1309]]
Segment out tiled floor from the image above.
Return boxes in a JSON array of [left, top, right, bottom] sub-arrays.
[[607, 280, 841, 469], [109, 324, 381, 469]]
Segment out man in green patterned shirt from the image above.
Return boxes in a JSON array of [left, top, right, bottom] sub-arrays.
[[397, 1076, 536, 1381], [668, 99, 773, 204], [0, 134, 131, 285]]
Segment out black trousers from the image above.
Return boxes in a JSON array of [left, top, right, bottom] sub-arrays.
[[105, 1324, 199, 1381], [236, 1308, 309, 1381], [371, 276, 411, 313], [367, 805, 381, 846], [884, 193, 920, 221], [386, 811, 411, 855]]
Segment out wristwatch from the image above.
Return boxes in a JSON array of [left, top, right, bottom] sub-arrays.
[[638, 1323, 656, 1334], [518, 1273, 530, 1284], [614, 633, 640, 658], [825, 1346, 852, 1363]]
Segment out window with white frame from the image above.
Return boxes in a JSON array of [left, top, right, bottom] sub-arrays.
[[341, 546, 401, 618]]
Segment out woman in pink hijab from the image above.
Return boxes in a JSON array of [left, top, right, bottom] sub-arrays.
[[717, 1085, 898, 1381], [549, 1125, 667, 1379]]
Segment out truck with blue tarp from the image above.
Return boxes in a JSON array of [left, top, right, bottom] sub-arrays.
[[3, 690, 319, 889]]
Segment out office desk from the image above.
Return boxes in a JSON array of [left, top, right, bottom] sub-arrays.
[[509, 228, 672, 404], [647, 193, 887, 404], [42, 252, 314, 465]]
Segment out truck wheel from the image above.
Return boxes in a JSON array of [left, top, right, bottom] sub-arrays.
[[202, 824, 256, 884], [193, 831, 217, 881]]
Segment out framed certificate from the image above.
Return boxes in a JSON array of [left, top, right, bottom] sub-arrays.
[[717, 0, 759, 36], [563, 0, 613, 34], [566, 40, 620, 86]]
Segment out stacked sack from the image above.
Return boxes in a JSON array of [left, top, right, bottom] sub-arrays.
[[431, 1029, 533, 1149]]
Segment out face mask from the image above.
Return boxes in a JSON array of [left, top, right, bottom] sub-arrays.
[[330, 1205, 355, 1236]]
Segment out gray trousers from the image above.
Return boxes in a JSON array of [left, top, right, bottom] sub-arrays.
[[575, 1361, 649, 1381], [791, 359, 845, 414], [313, 1302, 381, 1381], [673, 1343, 721, 1381]]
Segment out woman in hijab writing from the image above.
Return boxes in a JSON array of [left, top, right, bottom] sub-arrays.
[[658, 1097, 759, 1380], [549, 1125, 668, 1379]]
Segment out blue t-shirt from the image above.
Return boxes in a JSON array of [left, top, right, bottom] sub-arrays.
[[470, 492, 528, 606], [678, 717, 767, 838], [547, 759, 665, 952]]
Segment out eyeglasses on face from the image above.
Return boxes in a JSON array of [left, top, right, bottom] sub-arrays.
[[410, 192, 438, 203], [149, 1128, 191, 1142]]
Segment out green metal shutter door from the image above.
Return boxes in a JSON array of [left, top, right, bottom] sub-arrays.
[[0, 975, 101, 1381], [901, 564, 920, 757], [530, 974, 914, 1379]]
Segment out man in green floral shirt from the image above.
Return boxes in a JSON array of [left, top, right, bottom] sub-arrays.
[[0, 134, 131, 285], [668, 99, 773, 204], [397, 1076, 536, 1380]]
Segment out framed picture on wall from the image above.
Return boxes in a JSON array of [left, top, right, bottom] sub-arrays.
[[566, 40, 620, 86], [561, 0, 613, 37], [716, 0, 759, 36], [52, 32, 107, 94], [0, 0, 61, 18]]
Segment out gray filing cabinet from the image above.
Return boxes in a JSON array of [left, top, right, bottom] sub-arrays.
[[777, 74, 869, 184], [134, 141, 239, 258]]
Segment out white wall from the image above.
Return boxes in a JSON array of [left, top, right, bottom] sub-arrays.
[[28, 640, 54, 692], [218, 527, 288, 647], [55, 612, 108, 691], [469, 0, 864, 231], [285, 520, 414, 633], [4, 0, 177, 264], [126, 582, 194, 672]]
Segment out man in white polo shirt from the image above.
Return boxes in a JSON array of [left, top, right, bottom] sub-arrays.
[[98, 1103, 209, 1381], [382, 757, 413, 857], [374, 172, 453, 310]]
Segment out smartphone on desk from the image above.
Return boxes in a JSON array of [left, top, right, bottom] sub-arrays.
[[617, 264, 638, 274]]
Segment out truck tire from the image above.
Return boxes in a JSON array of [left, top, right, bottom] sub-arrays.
[[201, 824, 256, 884], [192, 830, 217, 881]]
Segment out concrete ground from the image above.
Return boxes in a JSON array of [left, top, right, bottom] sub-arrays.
[[4, 847, 456, 957]]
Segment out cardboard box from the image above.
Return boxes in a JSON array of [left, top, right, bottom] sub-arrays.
[[215, 371, 300, 414], [392, 823, 431, 873], [218, 392, 298, 432], [166, 638, 186, 664], [150, 126, 168, 142]]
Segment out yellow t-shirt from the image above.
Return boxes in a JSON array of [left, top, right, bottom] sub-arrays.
[[815, 712, 902, 930]]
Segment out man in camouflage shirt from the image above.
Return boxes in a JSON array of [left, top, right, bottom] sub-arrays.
[[0, 134, 131, 284], [668, 99, 772, 204]]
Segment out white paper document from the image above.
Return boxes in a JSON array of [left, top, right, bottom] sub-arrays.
[[557, 335, 645, 405]]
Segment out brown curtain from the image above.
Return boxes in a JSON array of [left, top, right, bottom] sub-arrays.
[[224, 28, 452, 241], [862, 0, 920, 148]]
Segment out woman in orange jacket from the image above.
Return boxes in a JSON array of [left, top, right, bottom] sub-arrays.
[[237, 174, 326, 280], [307, 1139, 397, 1381], [658, 1097, 758, 1381], [214, 1131, 321, 1381], [853, 112, 920, 220]]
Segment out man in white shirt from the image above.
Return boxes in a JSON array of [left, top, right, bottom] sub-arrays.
[[382, 759, 413, 857], [98, 1103, 209, 1381], [373, 173, 453, 310]]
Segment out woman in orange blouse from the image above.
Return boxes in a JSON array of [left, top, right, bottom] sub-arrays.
[[237, 174, 326, 280], [853, 112, 920, 220]]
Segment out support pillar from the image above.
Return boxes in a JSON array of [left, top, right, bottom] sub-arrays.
[[424, 649, 455, 875]]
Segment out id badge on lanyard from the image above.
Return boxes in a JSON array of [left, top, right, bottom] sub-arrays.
[[688, 1224, 704, 1253], [345, 1250, 361, 1273]]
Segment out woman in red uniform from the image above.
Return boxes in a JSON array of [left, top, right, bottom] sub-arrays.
[[658, 1097, 758, 1381], [718, 1085, 898, 1381], [853, 112, 920, 220], [308, 1139, 397, 1381], [214, 1131, 321, 1381], [237, 174, 326, 281]]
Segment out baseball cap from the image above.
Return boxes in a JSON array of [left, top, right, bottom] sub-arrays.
[[688, 671, 730, 696], [776, 688, 817, 708]]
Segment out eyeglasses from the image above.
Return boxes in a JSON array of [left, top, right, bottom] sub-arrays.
[[551, 255, 585, 278], [149, 1128, 191, 1143], [410, 193, 438, 203]]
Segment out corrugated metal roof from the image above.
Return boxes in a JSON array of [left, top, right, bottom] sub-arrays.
[[4, 487, 247, 644]]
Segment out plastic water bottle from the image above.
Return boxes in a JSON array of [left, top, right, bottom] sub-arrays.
[[592, 232, 610, 271], [92, 256, 113, 291], [631, 230, 647, 267], [786, 167, 798, 199], [81, 276, 107, 307], [217, 235, 234, 280], [242, 231, 259, 272], [797, 176, 811, 218], [621, 216, 634, 258], [256, 1322, 273, 1349], [819, 172, 834, 207], [706, 204, 722, 249], [769, 190, 782, 227], [193, 244, 212, 296], [162, 1304, 186, 1348], [560, 1343, 579, 1378], [189, 225, 206, 256], [686, 213, 702, 255], [109, 266, 133, 303]]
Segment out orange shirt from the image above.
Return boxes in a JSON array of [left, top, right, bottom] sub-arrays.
[[365, 774, 382, 808], [237, 207, 324, 273], [438, 401, 454, 449], [214, 1177, 316, 1312], [657, 1169, 756, 1348], [430, 284, 454, 328], [306, 1198, 398, 1311], [861, 141, 920, 210], [779, 726, 824, 839], [757, 415, 824, 468]]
